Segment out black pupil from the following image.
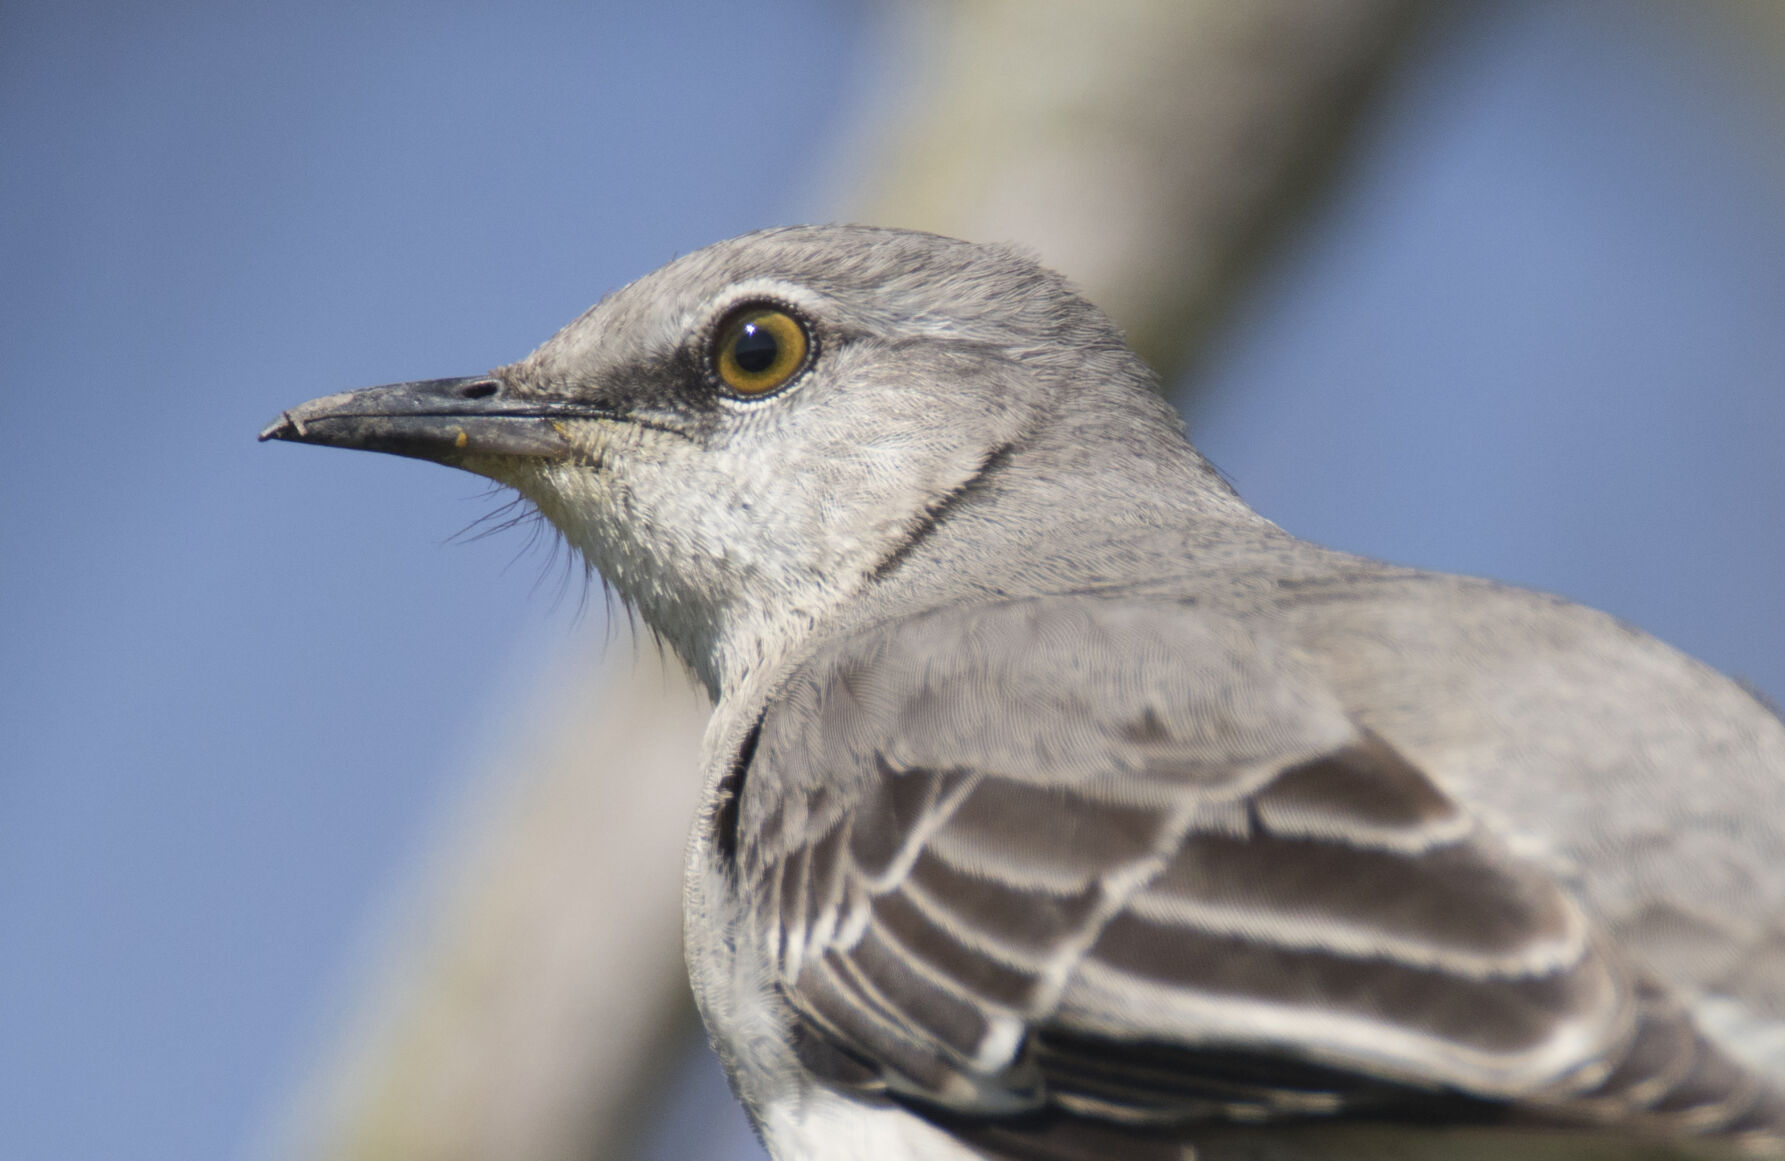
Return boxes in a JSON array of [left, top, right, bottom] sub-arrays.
[[733, 322, 780, 374]]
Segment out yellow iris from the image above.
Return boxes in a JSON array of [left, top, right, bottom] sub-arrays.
[[714, 307, 809, 395]]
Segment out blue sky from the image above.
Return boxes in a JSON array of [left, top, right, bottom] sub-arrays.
[[3, 4, 1782, 1160]]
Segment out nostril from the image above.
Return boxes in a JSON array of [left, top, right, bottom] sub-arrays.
[[457, 379, 499, 400]]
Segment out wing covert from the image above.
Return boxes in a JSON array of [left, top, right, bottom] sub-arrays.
[[733, 597, 1777, 1141]]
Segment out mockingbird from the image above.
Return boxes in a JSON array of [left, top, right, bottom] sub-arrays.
[[263, 226, 1785, 1159]]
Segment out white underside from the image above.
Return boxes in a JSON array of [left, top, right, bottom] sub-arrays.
[[759, 1089, 986, 1161]]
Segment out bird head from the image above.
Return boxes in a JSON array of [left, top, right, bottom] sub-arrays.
[[262, 226, 1181, 695]]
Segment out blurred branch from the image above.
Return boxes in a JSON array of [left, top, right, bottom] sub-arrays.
[[269, 3, 1420, 1159], [840, 0, 1420, 384], [269, 646, 709, 1161]]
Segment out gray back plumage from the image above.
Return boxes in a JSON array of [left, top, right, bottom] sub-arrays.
[[730, 596, 1785, 1150]]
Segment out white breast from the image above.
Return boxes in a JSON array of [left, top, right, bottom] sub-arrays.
[[759, 1088, 986, 1161]]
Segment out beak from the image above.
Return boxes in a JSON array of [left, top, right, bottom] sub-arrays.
[[258, 376, 573, 464]]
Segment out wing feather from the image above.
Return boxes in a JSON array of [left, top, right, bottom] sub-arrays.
[[736, 597, 1782, 1145]]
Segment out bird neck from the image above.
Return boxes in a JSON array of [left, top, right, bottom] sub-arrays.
[[701, 392, 1270, 706]]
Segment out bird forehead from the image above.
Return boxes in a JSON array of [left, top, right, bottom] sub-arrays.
[[521, 253, 843, 380], [620, 226, 1049, 330], [512, 226, 1069, 392]]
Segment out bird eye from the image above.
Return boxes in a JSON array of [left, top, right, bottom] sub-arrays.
[[713, 306, 809, 396]]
